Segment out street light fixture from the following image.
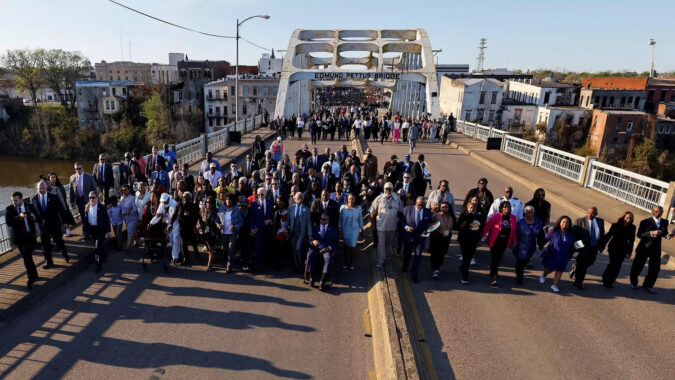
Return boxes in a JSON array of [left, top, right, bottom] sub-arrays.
[[648, 38, 656, 78], [236, 14, 270, 123]]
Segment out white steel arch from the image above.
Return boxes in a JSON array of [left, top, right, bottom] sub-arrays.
[[273, 29, 440, 119]]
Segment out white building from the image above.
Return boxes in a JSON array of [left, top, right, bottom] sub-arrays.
[[169, 52, 186, 66], [258, 51, 283, 75], [203, 74, 280, 132], [439, 76, 504, 126], [500, 99, 538, 130], [151, 63, 178, 84], [507, 79, 577, 107], [536, 105, 590, 133]]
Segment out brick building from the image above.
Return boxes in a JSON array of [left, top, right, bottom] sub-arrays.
[[579, 77, 647, 111]]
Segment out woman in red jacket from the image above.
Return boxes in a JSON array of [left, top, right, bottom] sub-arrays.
[[482, 201, 518, 287]]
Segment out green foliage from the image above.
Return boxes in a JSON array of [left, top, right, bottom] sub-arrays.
[[634, 137, 659, 162], [571, 145, 596, 157], [142, 92, 174, 147], [535, 122, 547, 135], [109, 117, 149, 159], [599, 147, 609, 163]]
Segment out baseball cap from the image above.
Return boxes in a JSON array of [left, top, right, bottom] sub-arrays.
[[209, 163, 216, 168]]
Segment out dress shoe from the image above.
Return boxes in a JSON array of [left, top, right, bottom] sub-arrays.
[[42, 263, 55, 270], [319, 274, 328, 291], [64, 254, 70, 264], [27, 278, 35, 290], [310, 276, 316, 287], [569, 264, 576, 279], [573, 282, 585, 290], [629, 284, 639, 290]]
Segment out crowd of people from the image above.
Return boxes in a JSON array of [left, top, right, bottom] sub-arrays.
[[5, 118, 674, 294], [271, 107, 456, 153]]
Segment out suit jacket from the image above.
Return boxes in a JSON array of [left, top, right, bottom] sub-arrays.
[[400, 206, 432, 245], [248, 198, 275, 232], [288, 203, 312, 240], [31, 192, 67, 234], [409, 162, 426, 196], [242, 160, 259, 178], [309, 198, 340, 227], [92, 162, 114, 188], [311, 224, 338, 253], [307, 155, 325, 171], [146, 154, 166, 173], [573, 217, 606, 250], [319, 172, 337, 191], [69, 172, 97, 205], [84, 202, 111, 240], [635, 217, 669, 255], [5, 203, 38, 245], [224, 170, 241, 185]]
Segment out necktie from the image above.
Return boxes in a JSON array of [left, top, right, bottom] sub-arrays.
[[19, 206, 29, 232], [324, 202, 327, 210], [42, 195, 46, 211], [415, 209, 419, 225], [261, 200, 264, 215], [589, 220, 597, 246], [78, 175, 83, 197], [296, 206, 300, 219], [321, 225, 325, 237], [101, 165, 105, 182]]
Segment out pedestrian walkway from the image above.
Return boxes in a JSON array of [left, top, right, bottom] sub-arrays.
[[0, 126, 276, 322], [449, 132, 675, 268]]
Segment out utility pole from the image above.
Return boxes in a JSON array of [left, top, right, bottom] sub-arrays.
[[476, 38, 487, 73], [648, 39, 656, 77]]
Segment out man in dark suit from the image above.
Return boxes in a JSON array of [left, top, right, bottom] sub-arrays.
[[630, 206, 670, 294], [400, 196, 432, 283], [223, 162, 241, 185], [6, 192, 39, 289], [146, 145, 167, 174], [307, 148, 325, 172], [83, 192, 111, 273], [69, 162, 97, 239], [305, 213, 339, 290], [242, 154, 259, 179], [318, 165, 337, 192], [92, 153, 114, 204], [409, 154, 427, 198], [310, 189, 340, 227], [119, 152, 139, 187], [569, 206, 605, 289], [248, 187, 275, 272], [32, 181, 70, 268], [181, 163, 195, 194]]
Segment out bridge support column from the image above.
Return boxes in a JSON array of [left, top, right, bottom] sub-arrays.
[[579, 156, 597, 186], [224, 127, 230, 147], [200, 133, 208, 155], [532, 142, 541, 166], [663, 181, 675, 221]]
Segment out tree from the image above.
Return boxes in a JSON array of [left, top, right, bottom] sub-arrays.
[[38, 49, 67, 106], [142, 92, 173, 147], [634, 136, 660, 162], [179, 104, 203, 140], [1, 49, 43, 106], [37, 49, 91, 108]]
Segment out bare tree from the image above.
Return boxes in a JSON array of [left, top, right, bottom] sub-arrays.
[[37, 49, 91, 108], [1, 48, 43, 106], [39, 49, 68, 106], [62, 51, 91, 109]]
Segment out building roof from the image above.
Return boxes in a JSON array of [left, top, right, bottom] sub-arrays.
[[76, 80, 137, 87], [458, 78, 503, 87], [595, 109, 647, 116], [647, 77, 675, 87], [523, 79, 574, 89], [581, 77, 648, 90], [501, 98, 537, 106]]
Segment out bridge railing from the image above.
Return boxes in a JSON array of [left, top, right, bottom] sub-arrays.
[[503, 134, 536, 163], [586, 161, 669, 211], [454, 118, 673, 213], [175, 138, 203, 167], [536, 145, 585, 183]]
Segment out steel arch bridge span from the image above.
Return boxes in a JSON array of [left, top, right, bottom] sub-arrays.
[[273, 29, 440, 119]]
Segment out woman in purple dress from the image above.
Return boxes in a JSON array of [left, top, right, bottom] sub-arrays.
[[539, 215, 575, 292]]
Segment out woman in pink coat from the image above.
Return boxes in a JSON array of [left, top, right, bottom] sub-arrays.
[[482, 201, 518, 287]]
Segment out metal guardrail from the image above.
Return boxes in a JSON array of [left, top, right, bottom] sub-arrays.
[[586, 161, 669, 211], [503, 134, 536, 163], [490, 129, 506, 139], [463, 122, 476, 138], [536, 145, 585, 182], [175, 138, 202, 167]]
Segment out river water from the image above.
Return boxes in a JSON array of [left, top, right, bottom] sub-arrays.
[[0, 155, 96, 207]]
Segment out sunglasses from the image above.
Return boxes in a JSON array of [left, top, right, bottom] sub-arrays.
[[76, 167, 83, 171], [320, 218, 329, 221], [505, 191, 513, 194], [89, 196, 96, 199]]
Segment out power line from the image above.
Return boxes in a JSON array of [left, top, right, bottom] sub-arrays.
[[240, 36, 271, 51], [108, 0, 235, 39]]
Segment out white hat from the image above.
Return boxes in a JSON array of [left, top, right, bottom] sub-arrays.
[[277, 136, 282, 141], [160, 193, 171, 202]]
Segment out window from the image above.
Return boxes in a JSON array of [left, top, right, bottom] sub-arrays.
[[224, 106, 227, 115], [105, 101, 110, 110], [488, 110, 495, 122], [263, 86, 269, 96], [660, 90, 667, 101], [273, 86, 278, 95], [208, 106, 213, 115], [594, 96, 600, 105], [626, 121, 633, 132], [230, 86, 235, 96], [585, 96, 590, 107], [109, 76, 113, 80], [621, 96, 626, 106], [209, 118, 213, 127], [609, 96, 614, 106], [215, 89, 220, 99], [110, 101, 115, 111], [647, 90, 654, 101], [78, 88, 82, 96], [215, 106, 220, 115], [465, 109, 471, 120], [208, 90, 213, 98], [242, 86, 248, 96], [117, 76, 121, 80], [112, 88, 116, 96], [252, 86, 258, 96], [628, 96, 633, 106], [634, 97, 640, 107], [615, 117, 622, 131], [242, 105, 247, 115], [491, 91, 498, 104], [122, 88, 127, 96], [479, 91, 486, 104]]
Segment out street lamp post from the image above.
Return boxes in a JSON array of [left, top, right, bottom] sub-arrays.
[[236, 14, 270, 124], [648, 39, 656, 78]]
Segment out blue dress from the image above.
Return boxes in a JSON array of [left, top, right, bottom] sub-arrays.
[[541, 229, 575, 272], [515, 218, 545, 260], [339, 205, 364, 248]]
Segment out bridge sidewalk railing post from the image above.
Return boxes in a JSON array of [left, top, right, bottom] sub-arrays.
[[580, 156, 598, 187], [664, 181, 675, 222], [200, 133, 208, 156]]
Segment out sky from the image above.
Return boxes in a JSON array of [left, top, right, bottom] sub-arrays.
[[1, 0, 673, 73]]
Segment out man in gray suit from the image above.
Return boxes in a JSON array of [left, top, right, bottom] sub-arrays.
[[69, 161, 97, 240], [407, 123, 419, 154], [288, 192, 312, 274], [570, 206, 605, 289]]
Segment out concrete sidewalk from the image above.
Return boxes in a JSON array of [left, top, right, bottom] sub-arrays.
[[0, 126, 277, 323], [449, 132, 675, 268]]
